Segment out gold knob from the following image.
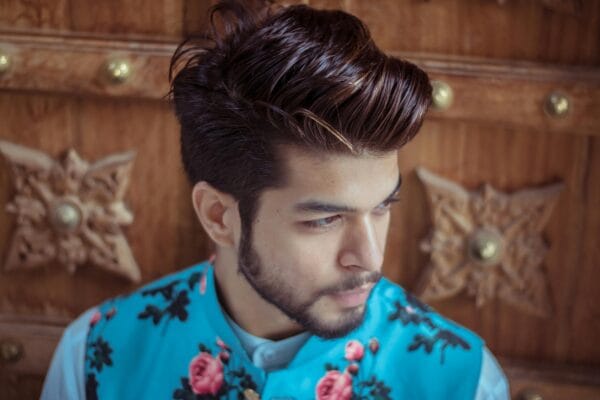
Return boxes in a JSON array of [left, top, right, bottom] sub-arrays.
[[544, 91, 570, 117], [105, 59, 132, 84], [467, 228, 504, 266], [0, 339, 24, 363], [50, 200, 82, 232], [431, 80, 454, 110], [0, 49, 11, 73], [520, 389, 543, 400]]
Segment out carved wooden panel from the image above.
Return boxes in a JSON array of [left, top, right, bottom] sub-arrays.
[[415, 167, 562, 318], [0, 92, 207, 319], [0, 141, 140, 282], [386, 120, 599, 366]]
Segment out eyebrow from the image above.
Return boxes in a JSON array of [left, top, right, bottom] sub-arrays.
[[293, 174, 402, 214]]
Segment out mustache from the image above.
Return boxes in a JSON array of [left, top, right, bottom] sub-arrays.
[[318, 271, 382, 296]]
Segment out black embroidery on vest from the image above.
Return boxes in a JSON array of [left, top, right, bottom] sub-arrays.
[[89, 337, 114, 372], [86, 307, 118, 400], [138, 270, 204, 325], [388, 292, 471, 364], [85, 373, 99, 400]]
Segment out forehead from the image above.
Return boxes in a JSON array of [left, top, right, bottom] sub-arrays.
[[263, 146, 399, 210]]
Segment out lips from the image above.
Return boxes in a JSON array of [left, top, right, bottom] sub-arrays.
[[330, 284, 373, 308]]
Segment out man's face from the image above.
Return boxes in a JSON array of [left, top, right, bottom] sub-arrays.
[[237, 146, 400, 338]]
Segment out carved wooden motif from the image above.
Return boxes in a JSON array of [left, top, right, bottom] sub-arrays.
[[0, 140, 140, 282], [416, 167, 563, 318]]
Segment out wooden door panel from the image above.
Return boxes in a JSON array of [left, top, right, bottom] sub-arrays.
[[310, 0, 600, 65], [0, 34, 172, 99], [0, 94, 208, 318], [0, 0, 188, 39], [386, 121, 599, 365]]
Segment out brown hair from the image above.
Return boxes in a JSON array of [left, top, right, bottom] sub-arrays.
[[170, 0, 432, 228]]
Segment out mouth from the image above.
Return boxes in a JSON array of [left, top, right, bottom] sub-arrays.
[[329, 284, 373, 308]]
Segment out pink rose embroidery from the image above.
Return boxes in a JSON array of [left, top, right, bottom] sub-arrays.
[[106, 307, 116, 319], [216, 337, 229, 350], [188, 352, 224, 395], [199, 274, 207, 295], [344, 340, 364, 361], [316, 370, 353, 400], [218, 351, 230, 363], [346, 363, 359, 375], [90, 311, 101, 326]]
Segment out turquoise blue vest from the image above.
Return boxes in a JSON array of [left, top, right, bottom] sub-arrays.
[[84, 262, 483, 399]]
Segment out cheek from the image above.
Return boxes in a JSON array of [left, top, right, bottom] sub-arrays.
[[253, 223, 341, 282], [254, 209, 335, 256]]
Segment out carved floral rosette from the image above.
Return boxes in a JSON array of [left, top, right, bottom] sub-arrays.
[[0, 140, 141, 282], [415, 167, 563, 318]]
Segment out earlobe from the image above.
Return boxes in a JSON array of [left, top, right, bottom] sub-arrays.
[[191, 182, 238, 248]]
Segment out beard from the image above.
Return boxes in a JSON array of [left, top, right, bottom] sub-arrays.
[[237, 225, 381, 339]]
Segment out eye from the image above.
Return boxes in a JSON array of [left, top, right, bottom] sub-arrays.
[[303, 215, 342, 229]]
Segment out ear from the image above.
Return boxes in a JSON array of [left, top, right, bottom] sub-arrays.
[[191, 181, 239, 248]]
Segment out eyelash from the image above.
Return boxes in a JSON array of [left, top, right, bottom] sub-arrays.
[[303, 197, 401, 229]]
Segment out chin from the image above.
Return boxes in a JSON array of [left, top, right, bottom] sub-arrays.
[[305, 306, 366, 339]]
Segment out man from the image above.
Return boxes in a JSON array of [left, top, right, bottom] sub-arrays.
[[42, 1, 509, 399]]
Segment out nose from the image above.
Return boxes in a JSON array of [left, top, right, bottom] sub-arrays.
[[338, 215, 384, 272]]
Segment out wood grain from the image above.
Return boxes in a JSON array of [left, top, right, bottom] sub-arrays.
[[0, 34, 173, 99], [0, 319, 65, 376], [309, 0, 600, 65], [0, 0, 185, 40], [503, 357, 600, 399]]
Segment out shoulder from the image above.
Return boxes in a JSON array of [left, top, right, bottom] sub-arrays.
[[41, 308, 97, 400], [370, 277, 483, 350], [94, 262, 209, 315], [476, 347, 510, 400], [85, 262, 211, 347], [364, 278, 484, 393]]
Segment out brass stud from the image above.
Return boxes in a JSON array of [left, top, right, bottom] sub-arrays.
[[544, 91, 570, 117], [105, 59, 132, 84], [50, 200, 82, 232], [0, 49, 11, 73], [431, 80, 454, 110], [467, 228, 504, 267], [0, 339, 24, 363], [520, 389, 543, 400]]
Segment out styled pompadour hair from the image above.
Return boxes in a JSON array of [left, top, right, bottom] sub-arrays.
[[170, 0, 432, 227]]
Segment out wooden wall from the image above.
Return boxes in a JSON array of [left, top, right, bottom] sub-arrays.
[[0, 0, 599, 398]]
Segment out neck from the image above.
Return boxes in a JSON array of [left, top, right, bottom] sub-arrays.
[[212, 250, 305, 340]]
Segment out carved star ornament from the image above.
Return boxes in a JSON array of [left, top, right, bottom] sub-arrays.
[[0, 140, 141, 282], [415, 167, 563, 318]]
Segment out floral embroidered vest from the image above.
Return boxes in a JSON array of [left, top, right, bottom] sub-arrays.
[[84, 262, 484, 400]]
